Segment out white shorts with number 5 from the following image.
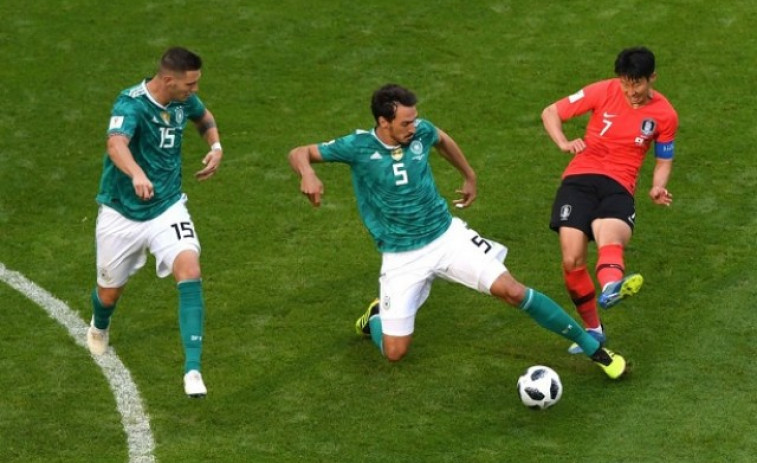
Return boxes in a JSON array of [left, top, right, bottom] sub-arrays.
[[378, 217, 508, 336], [95, 194, 201, 288]]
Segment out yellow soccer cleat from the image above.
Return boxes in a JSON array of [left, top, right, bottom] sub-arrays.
[[599, 273, 644, 309], [355, 298, 379, 336], [590, 347, 627, 379]]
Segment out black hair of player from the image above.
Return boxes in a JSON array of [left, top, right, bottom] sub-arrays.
[[614, 47, 655, 81], [160, 47, 203, 73], [371, 84, 418, 123]]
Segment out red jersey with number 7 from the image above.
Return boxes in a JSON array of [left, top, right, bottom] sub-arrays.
[[555, 78, 678, 195]]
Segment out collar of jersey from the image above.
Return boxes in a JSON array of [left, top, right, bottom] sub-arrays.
[[141, 79, 169, 110], [370, 128, 400, 150]]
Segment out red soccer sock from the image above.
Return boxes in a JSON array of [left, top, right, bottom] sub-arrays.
[[563, 266, 600, 330], [596, 244, 625, 289]]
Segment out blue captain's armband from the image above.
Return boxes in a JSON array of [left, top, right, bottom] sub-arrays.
[[655, 141, 675, 159]]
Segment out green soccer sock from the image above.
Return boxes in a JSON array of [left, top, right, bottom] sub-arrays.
[[519, 288, 600, 356], [92, 288, 116, 330], [368, 315, 384, 354], [177, 279, 205, 373]]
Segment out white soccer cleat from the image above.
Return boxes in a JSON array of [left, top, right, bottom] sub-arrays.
[[86, 320, 109, 356], [183, 370, 207, 398]]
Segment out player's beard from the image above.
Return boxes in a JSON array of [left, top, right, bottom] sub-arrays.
[[395, 131, 414, 146], [176, 91, 193, 102]]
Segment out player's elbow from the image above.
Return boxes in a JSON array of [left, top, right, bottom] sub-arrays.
[[541, 104, 557, 122], [289, 145, 321, 166], [287, 147, 300, 162], [288, 146, 312, 174], [106, 134, 129, 156]]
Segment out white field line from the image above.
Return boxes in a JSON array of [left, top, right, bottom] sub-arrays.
[[0, 262, 156, 463]]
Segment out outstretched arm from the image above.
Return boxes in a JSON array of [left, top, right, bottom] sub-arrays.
[[434, 128, 477, 208], [288, 144, 325, 207], [541, 103, 586, 154]]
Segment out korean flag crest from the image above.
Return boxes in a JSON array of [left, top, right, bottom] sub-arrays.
[[640, 118, 656, 137]]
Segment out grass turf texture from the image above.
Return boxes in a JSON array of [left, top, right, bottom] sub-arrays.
[[1, 0, 756, 461]]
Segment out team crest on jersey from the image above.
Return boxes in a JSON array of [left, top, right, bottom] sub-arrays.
[[160, 111, 171, 124], [560, 204, 572, 221], [391, 147, 404, 161], [175, 107, 184, 124], [410, 140, 423, 155], [640, 119, 656, 137]]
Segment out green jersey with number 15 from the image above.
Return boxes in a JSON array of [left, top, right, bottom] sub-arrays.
[[96, 79, 206, 221], [318, 118, 452, 252]]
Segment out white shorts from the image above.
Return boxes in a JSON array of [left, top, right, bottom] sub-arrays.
[[95, 194, 201, 288], [378, 217, 508, 336]]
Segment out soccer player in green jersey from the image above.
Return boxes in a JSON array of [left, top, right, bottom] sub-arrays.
[[88, 47, 223, 397], [289, 84, 627, 379]]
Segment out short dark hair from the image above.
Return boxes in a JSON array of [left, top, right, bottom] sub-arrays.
[[614, 47, 655, 80], [159, 47, 202, 73], [371, 84, 417, 122]]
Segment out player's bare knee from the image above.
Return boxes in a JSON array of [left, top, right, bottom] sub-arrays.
[[383, 338, 410, 362], [173, 251, 202, 281], [98, 287, 123, 307], [561, 258, 584, 272], [491, 273, 526, 307], [385, 347, 407, 362], [175, 268, 202, 282], [100, 294, 120, 306]]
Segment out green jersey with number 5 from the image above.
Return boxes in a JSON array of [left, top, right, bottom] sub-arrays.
[[96, 80, 206, 221], [318, 119, 452, 252]]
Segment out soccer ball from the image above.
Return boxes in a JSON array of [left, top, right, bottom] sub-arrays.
[[517, 365, 563, 410]]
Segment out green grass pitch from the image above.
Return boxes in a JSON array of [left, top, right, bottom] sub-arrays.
[[1, 1, 755, 462]]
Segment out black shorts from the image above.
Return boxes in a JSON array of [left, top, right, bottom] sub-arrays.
[[549, 174, 635, 241]]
